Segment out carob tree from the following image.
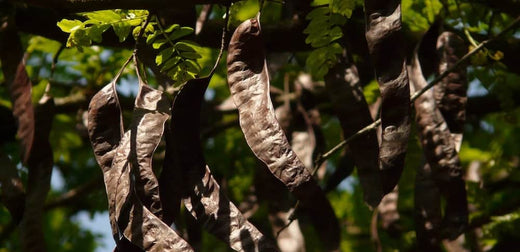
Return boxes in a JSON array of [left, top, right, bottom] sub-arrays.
[[3, 1, 520, 251], [227, 15, 340, 251]]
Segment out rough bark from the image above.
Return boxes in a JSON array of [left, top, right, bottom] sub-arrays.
[[364, 0, 411, 194]]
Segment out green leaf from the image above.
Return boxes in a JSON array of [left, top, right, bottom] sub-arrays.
[[306, 7, 330, 20], [68, 29, 91, 48], [146, 31, 160, 44], [164, 24, 180, 33], [174, 41, 197, 52], [152, 39, 167, 49], [83, 10, 122, 23], [132, 26, 141, 39], [57, 19, 83, 33], [168, 27, 194, 42], [331, 0, 356, 18], [156, 47, 175, 65], [181, 59, 201, 73], [87, 24, 110, 43], [111, 22, 132, 42], [160, 56, 182, 72], [179, 51, 202, 60]]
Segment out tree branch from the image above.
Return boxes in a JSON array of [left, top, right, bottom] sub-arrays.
[[14, 0, 239, 13]]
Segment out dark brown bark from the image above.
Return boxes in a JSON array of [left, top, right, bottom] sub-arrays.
[[324, 57, 383, 207], [227, 17, 340, 251], [364, 0, 411, 194]]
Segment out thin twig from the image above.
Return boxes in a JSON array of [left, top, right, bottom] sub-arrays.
[[208, 5, 230, 77]]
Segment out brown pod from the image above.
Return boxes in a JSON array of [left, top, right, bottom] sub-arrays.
[[0, 18, 35, 165], [164, 76, 277, 251], [414, 162, 442, 251], [325, 58, 383, 207], [435, 31, 467, 149], [364, 0, 411, 194], [410, 52, 468, 240], [227, 16, 340, 251], [88, 65, 193, 251]]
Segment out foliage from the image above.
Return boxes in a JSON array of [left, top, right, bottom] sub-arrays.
[[303, 0, 357, 79], [57, 10, 202, 85]]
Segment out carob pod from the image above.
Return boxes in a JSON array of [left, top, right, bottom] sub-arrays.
[[435, 31, 467, 150], [167, 76, 277, 251], [1, 18, 55, 251], [20, 92, 55, 252], [0, 16, 35, 166], [414, 162, 442, 251], [227, 16, 340, 251], [364, 0, 411, 194], [324, 56, 383, 207], [88, 62, 193, 251], [258, 91, 306, 252], [410, 52, 468, 241]]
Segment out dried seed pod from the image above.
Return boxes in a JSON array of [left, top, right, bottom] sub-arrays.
[[227, 16, 339, 251], [109, 131, 193, 252], [364, 0, 411, 194], [435, 31, 467, 150], [410, 52, 468, 241], [165, 76, 278, 251], [414, 162, 442, 251], [0, 19, 35, 165], [88, 65, 192, 251], [131, 82, 170, 218], [378, 186, 400, 231], [20, 93, 55, 252], [325, 59, 383, 207]]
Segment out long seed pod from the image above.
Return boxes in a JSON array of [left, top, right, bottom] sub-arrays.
[[130, 67, 167, 218], [377, 186, 400, 231], [324, 57, 383, 207], [20, 93, 55, 252], [364, 0, 411, 194], [88, 60, 193, 251], [167, 75, 278, 251], [435, 31, 467, 150], [0, 16, 35, 165], [410, 52, 468, 241], [260, 93, 306, 252], [227, 16, 340, 251], [414, 162, 443, 251]]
